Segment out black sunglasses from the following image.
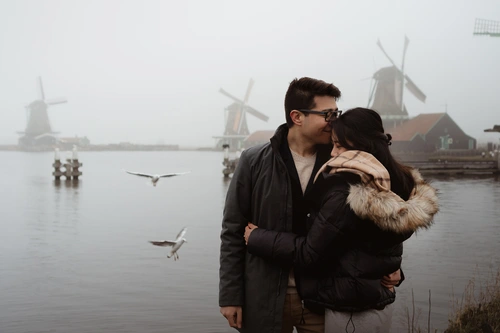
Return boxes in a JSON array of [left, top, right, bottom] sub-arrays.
[[298, 109, 343, 121]]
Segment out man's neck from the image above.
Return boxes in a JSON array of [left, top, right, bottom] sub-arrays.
[[287, 128, 317, 157]]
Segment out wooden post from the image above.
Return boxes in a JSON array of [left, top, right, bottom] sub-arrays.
[[497, 147, 500, 171], [52, 148, 62, 180], [222, 144, 231, 178], [71, 145, 83, 180], [64, 155, 73, 180]]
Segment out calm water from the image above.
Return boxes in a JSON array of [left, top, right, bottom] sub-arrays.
[[0, 151, 499, 333]]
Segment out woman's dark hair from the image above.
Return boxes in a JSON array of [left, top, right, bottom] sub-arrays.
[[330, 107, 414, 198]]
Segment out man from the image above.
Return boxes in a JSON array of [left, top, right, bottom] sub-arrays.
[[219, 77, 399, 332]]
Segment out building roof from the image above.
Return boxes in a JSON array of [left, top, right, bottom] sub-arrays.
[[59, 137, 86, 142], [390, 113, 445, 141], [245, 130, 275, 142], [484, 124, 500, 132], [34, 133, 58, 140]]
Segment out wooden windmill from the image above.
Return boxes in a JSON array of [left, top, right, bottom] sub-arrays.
[[473, 18, 500, 37], [474, 18, 500, 145], [215, 78, 269, 151], [367, 37, 426, 129], [18, 77, 67, 146]]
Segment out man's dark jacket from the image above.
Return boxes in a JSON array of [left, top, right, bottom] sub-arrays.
[[219, 124, 331, 333]]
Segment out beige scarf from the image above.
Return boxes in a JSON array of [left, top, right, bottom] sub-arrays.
[[315, 150, 391, 192]]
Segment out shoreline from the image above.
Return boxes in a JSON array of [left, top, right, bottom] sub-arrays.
[[0, 144, 218, 152], [2, 145, 498, 175]]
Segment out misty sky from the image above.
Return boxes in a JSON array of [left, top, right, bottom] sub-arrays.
[[1, 0, 499, 147]]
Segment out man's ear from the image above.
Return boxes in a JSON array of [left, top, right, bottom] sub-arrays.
[[289, 110, 303, 126]]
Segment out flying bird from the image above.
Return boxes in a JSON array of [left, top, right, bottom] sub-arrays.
[[124, 170, 190, 186], [149, 227, 188, 261]]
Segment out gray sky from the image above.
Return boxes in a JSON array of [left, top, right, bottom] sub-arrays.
[[1, 0, 499, 147]]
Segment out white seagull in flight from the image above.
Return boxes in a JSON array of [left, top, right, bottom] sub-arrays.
[[125, 170, 190, 186], [149, 227, 188, 261]]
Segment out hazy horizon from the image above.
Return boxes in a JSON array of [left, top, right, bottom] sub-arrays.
[[1, 0, 499, 147]]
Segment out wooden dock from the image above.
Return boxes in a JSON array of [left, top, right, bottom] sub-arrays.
[[408, 160, 499, 175], [220, 147, 500, 178], [222, 144, 240, 178]]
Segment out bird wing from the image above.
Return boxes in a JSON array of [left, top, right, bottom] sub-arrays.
[[159, 171, 190, 178], [149, 240, 176, 247], [126, 171, 153, 178], [176, 227, 188, 240]]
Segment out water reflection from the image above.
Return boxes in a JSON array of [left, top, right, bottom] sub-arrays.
[[221, 176, 231, 189], [391, 176, 500, 331], [48, 178, 81, 237], [54, 179, 81, 189], [427, 173, 500, 182]]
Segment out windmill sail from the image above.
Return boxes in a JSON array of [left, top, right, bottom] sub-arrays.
[[404, 75, 426, 103], [244, 106, 268, 121], [46, 98, 68, 105], [219, 88, 243, 105], [38, 76, 45, 100], [236, 79, 253, 134], [232, 109, 242, 133]]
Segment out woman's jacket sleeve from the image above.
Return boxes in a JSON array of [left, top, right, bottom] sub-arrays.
[[247, 189, 349, 269]]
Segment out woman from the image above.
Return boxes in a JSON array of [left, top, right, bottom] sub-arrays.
[[244, 108, 439, 332]]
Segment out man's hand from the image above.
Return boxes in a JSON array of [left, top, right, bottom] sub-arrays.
[[381, 269, 401, 291], [220, 306, 242, 329], [244, 222, 258, 245]]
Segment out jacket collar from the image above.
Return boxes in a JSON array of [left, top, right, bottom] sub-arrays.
[[270, 124, 332, 160], [270, 123, 289, 153], [347, 169, 439, 234]]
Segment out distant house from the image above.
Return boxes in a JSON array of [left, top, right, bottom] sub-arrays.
[[19, 133, 59, 146], [244, 130, 275, 149], [58, 136, 90, 149], [389, 113, 476, 152]]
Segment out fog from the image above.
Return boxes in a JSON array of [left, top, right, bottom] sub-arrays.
[[1, 0, 499, 148]]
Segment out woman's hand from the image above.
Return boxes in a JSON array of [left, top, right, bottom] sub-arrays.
[[381, 269, 401, 292], [244, 222, 258, 245]]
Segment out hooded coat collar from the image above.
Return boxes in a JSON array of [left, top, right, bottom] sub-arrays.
[[319, 150, 439, 234], [347, 168, 439, 234]]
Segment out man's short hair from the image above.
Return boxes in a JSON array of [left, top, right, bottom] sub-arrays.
[[284, 77, 341, 127]]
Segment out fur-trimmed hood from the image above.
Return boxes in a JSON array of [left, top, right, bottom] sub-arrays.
[[347, 169, 439, 234]]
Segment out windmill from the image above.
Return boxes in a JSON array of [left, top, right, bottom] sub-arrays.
[[474, 18, 500, 150], [473, 18, 500, 37], [214, 78, 269, 151], [367, 37, 426, 129], [18, 77, 68, 146]]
